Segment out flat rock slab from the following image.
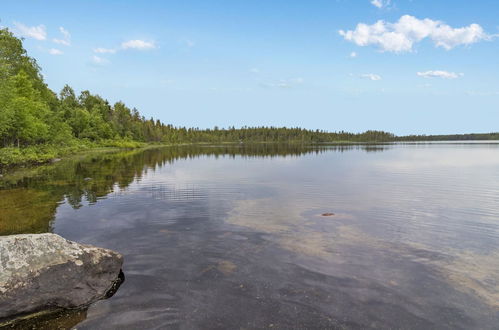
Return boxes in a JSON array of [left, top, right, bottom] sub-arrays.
[[0, 233, 123, 321]]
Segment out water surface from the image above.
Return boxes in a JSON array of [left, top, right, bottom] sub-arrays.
[[1, 143, 499, 329]]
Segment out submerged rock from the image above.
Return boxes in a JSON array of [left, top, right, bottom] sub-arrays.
[[0, 233, 123, 322]]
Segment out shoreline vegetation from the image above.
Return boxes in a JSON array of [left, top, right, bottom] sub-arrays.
[[1, 27, 498, 169]]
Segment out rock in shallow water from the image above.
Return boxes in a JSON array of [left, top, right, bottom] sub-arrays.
[[0, 233, 123, 321]]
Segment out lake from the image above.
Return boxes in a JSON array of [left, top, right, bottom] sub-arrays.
[[1, 143, 498, 329]]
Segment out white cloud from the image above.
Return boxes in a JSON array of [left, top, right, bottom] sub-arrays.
[[94, 40, 155, 55], [339, 15, 489, 53], [60, 27, 70, 38], [91, 55, 109, 65], [13, 22, 46, 40], [53, 39, 70, 46], [93, 47, 117, 54], [250, 68, 260, 74], [121, 39, 156, 50], [48, 48, 63, 55], [360, 73, 382, 81], [349, 51, 357, 58], [417, 70, 463, 79], [370, 0, 390, 9], [185, 39, 195, 48], [53, 27, 71, 46]]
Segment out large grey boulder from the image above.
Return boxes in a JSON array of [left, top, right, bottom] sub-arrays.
[[0, 233, 123, 321]]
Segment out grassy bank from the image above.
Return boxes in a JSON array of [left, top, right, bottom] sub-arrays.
[[0, 140, 146, 169]]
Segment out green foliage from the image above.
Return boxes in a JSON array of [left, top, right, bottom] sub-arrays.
[[0, 143, 89, 167], [98, 139, 145, 148]]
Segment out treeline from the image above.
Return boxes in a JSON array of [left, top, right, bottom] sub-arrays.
[[163, 127, 395, 143], [398, 133, 499, 141], [0, 27, 396, 150]]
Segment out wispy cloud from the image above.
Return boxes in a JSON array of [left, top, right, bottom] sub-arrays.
[[349, 51, 357, 58], [13, 22, 46, 40], [91, 55, 109, 65], [339, 15, 489, 53], [48, 48, 63, 55], [417, 70, 463, 79], [92, 39, 155, 58], [53, 27, 71, 46], [370, 0, 390, 9], [121, 39, 156, 50], [360, 73, 382, 81], [93, 47, 117, 54]]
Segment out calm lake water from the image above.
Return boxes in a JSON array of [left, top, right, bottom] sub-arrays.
[[1, 143, 499, 329]]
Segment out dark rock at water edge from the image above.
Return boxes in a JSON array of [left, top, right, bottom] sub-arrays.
[[0, 233, 124, 325], [0, 307, 88, 330]]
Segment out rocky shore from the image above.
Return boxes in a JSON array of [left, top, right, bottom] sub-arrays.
[[0, 233, 123, 326]]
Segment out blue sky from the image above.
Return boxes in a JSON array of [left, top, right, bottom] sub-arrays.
[[2, 0, 498, 135]]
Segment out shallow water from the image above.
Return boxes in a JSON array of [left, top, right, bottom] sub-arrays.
[[1, 143, 499, 329]]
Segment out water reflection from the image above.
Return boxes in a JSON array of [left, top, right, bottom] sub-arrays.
[[1, 143, 499, 329], [0, 144, 387, 235]]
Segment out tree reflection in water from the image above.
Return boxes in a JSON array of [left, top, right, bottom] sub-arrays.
[[0, 144, 389, 236]]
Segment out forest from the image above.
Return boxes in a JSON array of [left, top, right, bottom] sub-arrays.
[[397, 133, 499, 141], [0, 27, 496, 167]]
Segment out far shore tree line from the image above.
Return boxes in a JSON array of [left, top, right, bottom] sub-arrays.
[[0, 27, 497, 150]]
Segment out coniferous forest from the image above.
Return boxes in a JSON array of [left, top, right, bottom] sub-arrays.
[[0, 27, 496, 167]]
